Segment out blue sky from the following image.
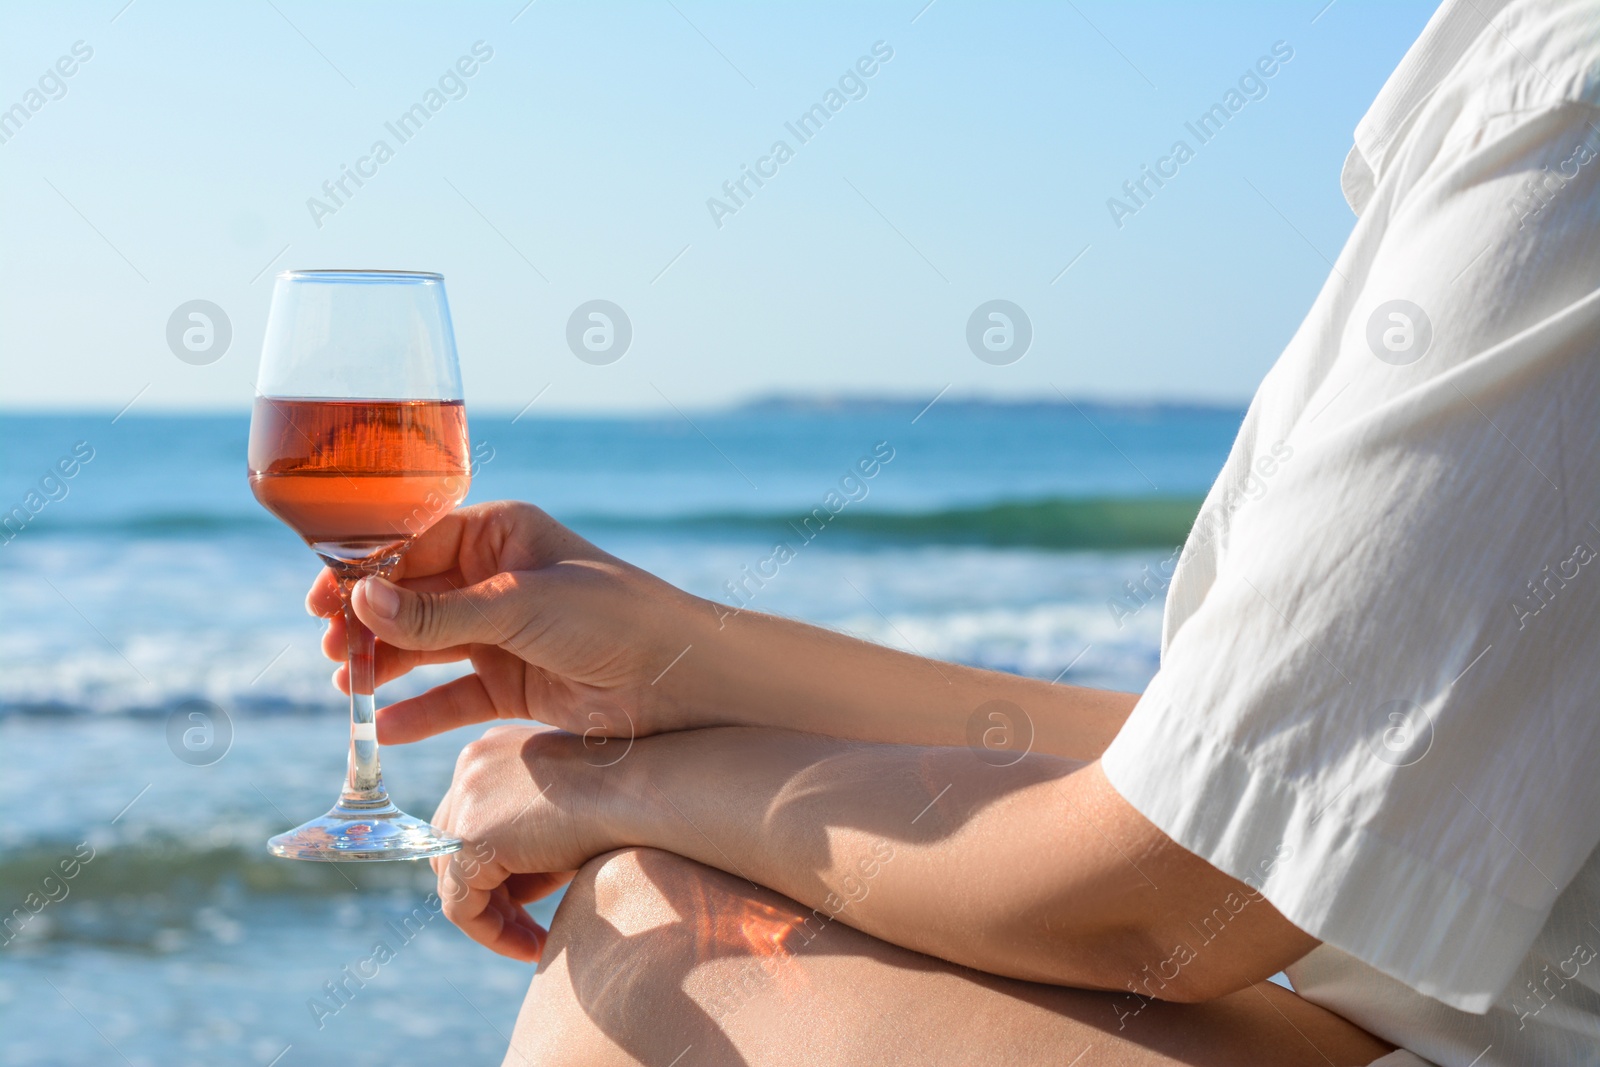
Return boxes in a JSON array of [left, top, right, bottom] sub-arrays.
[[0, 0, 1438, 413]]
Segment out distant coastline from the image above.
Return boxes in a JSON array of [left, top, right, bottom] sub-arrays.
[[0, 392, 1250, 420], [730, 393, 1247, 419]]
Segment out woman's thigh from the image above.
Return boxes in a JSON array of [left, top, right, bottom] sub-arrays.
[[505, 848, 1394, 1067]]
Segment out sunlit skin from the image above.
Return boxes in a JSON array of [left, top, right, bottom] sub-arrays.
[[306, 502, 1392, 1065]]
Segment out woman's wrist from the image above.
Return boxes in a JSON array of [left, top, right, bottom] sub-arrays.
[[646, 593, 835, 735], [658, 596, 988, 744], [637, 575, 1138, 761], [536, 725, 644, 866], [584, 728, 678, 859], [621, 578, 730, 734]]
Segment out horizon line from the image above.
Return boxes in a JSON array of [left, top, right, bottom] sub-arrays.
[[0, 389, 1252, 418]]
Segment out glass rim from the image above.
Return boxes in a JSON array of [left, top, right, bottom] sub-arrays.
[[276, 269, 444, 284]]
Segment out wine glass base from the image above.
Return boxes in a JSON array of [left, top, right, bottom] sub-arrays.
[[268, 796, 462, 862]]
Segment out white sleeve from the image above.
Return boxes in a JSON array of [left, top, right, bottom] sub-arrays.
[[1102, 99, 1600, 1014]]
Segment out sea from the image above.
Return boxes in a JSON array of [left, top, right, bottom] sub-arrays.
[[0, 398, 1243, 1066]]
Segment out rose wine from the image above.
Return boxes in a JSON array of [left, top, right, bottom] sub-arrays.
[[248, 397, 469, 564]]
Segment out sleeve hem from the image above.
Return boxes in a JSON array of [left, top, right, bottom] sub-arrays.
[[1101, 683, 1548, 1014]]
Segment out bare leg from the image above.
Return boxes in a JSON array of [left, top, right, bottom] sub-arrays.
[[504, 848, 1393, 1067]]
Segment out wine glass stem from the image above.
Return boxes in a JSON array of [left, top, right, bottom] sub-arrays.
[[343, 589, 386, 800]]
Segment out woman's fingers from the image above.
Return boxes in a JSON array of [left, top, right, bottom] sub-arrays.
[[428, 793, 456, 882], [352, 571, 535, 653], [375, 672, 520, 745], [322, 615, 473, 678], [390, 508, 475, 581], [400, 500, 606, 579], [485, 888, 548, 960], [319, 579, 473, 662], [305, 569, 342, 618], [304, 499, 610, 621], [442, 881, 545, 962], [505, 871, 572, 905], [308, 567, 472, 620], [431, 836, 553, 962]]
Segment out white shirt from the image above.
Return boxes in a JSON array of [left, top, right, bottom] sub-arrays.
[[1101, 2, 1600, 1065]]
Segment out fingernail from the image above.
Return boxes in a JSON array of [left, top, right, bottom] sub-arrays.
[[362, 577, 400, 620]]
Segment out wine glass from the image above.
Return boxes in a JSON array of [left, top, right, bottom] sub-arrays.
[[248, 269, 469, 861]]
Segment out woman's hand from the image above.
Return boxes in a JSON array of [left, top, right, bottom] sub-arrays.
[[307, 501, 710, 745], [310, 498, 1136, 764], [428, 721, 1320, 998], [428, 724, 613, 962]]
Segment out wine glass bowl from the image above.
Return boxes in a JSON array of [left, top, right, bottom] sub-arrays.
[[249, 397, 470, 568], [248, 270, 468, 861]]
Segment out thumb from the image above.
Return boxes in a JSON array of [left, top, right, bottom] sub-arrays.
[[353, 574, 524, 651]]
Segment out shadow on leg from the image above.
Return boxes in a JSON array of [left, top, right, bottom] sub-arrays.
[[505, 848, 1393, 1067]]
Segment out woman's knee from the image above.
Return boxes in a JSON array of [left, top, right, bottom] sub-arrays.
[[557, 846, 701, 944], [508, 847, 799, 1067]]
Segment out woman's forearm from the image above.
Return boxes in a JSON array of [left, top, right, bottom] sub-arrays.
[[604, 725, 1120, 987], [595, 725, 1310, 999], [664, 597, 1137, 762]]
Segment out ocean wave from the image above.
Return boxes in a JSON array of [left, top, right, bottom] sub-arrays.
[[587, 495, 1203, 549], [0, 837, 439, 954], [13, 511, 275, 537], [9, 495, 1190, 550], [828, 598, 1163, 684], [2, 552, 1173, 717], [0, 837, 430, 905], [13, 496, 1200, 549]]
